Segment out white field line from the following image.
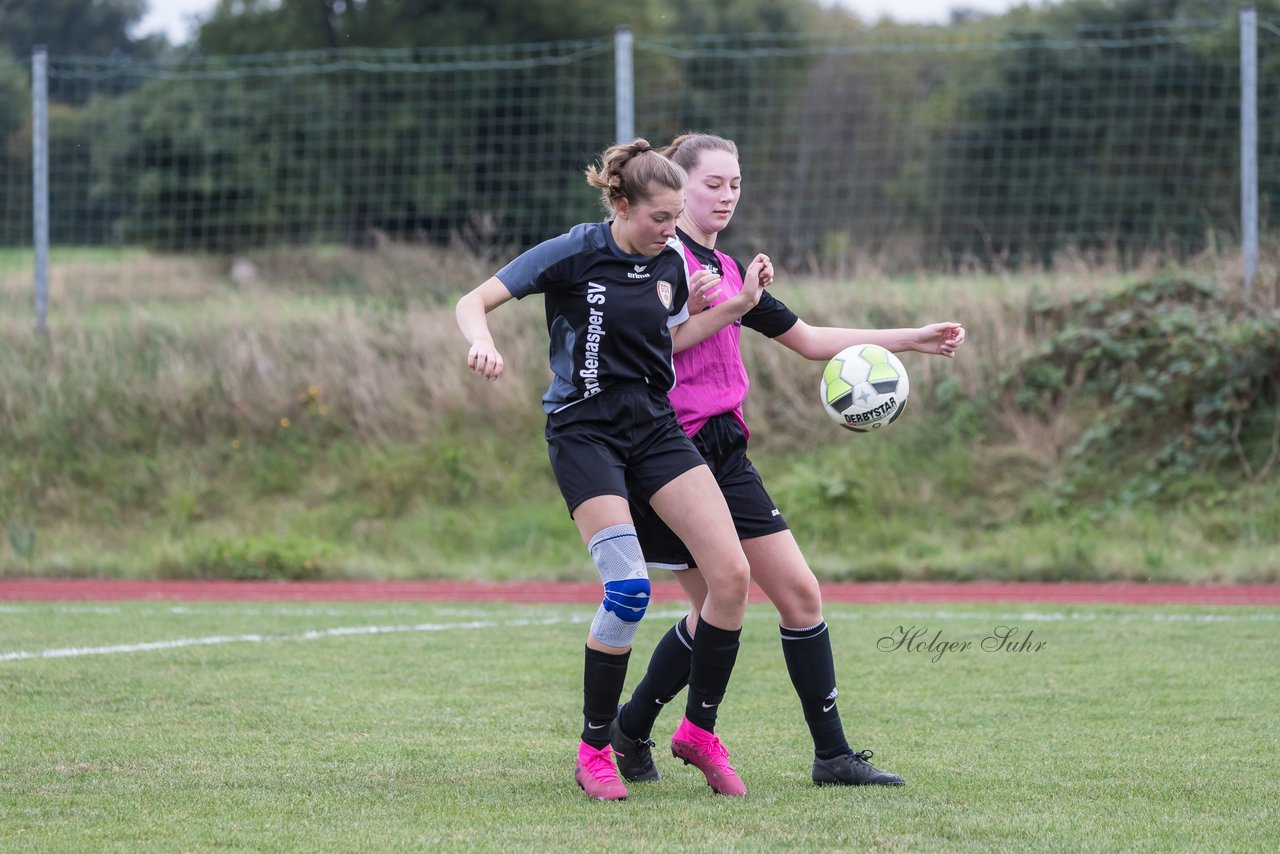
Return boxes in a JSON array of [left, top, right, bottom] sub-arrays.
[[3, 606, 1277, 665], [0, 613, 598, 664], [4, 603, 1278, 622]]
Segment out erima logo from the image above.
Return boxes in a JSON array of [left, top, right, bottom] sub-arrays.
[[771, 508, 781, 516], [627, 263, 651, 280]]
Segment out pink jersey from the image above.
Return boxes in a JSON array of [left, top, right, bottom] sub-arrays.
[[667, 241, 751, 439]]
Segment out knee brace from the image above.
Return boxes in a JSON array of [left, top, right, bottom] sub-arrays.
[[587, 524, 651, 647]]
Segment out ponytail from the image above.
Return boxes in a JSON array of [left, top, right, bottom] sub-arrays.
[[585, 138, 687, 216]]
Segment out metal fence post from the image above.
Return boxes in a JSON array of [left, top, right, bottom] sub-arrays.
[[1241, 7, 1258, 296], [32, 46, 49, 335], [615, 27, 634, 144]]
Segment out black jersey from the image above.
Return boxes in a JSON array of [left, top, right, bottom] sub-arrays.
[[498, 221, 691, 413], [675, 228, 798, 338]]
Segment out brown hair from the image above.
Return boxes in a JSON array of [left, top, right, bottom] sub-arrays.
[[661, 132, 739, 175], [585, 138, 687, 216]]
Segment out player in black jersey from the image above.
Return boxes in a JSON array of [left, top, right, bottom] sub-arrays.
[[456, 139, 774, 800], [611, 133, 965, 789]]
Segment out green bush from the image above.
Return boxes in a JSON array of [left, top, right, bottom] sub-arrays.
[[1003, 274, 1280, 505]]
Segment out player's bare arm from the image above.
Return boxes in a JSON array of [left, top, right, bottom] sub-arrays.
[[775, 320, 965, 361], [455, 276, 514, 380]]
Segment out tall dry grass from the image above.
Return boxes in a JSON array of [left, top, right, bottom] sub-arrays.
[[3, 241, 1266, 459], [738, 267, 1134, 448], [1, 244, 548, 450], [4, 243, 1276, 581]]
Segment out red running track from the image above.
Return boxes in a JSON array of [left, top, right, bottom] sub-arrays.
[[2, 578, 1279, 605]]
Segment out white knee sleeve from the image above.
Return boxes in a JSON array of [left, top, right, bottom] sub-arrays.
[[587, 524, 651, 647]]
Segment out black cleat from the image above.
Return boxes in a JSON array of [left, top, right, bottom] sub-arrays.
[[812, 750, 906, 786], [609, 714, 661, 783]]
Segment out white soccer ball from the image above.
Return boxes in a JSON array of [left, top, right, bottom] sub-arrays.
[[820, 343, 910, 432]]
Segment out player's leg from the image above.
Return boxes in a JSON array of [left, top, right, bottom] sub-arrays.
[[673, 567, 709, 625], [649, 466, 749, 718], [649, 466, 750, 795], [613, 566, 707, 780], [743, 530, 904, 787], [742, 531, 845, 754], [624, 403, 749, 795], [612, 505, 705, 782], [622, 567, 707, 727], [547, 401, 651, 802], [742, 530, 821, 626], [565, 494, 651, 800], [621, 411, 728, 742], [572, 494, 652, 657]]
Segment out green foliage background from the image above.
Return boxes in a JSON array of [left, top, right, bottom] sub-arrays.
[[1, 0, 1278, 581], [1006, 274, 1280, 505], [3, 0, 1278, 266], [1, 245, 1276, 582]]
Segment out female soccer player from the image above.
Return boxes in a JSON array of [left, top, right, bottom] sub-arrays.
[[456, 139, 772, 800], [610, 133, 965, 788]]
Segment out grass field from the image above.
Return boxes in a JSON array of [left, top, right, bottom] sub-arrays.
[[3, 598, 1278, 851]]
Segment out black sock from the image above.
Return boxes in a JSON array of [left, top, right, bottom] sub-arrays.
[[582, 646, 630, 749], [619, 617, 693, 739], [685, 617, 741, 732], [780, 622, 851, 760]]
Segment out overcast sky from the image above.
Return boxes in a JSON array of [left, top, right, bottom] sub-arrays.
[[136, 0, 1032, 45]]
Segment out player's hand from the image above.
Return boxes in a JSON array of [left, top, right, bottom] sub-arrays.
[[740, 253, 771, 308], [467, 338, 505, 380], [687, 269, 722, 313], [757, 255, 774, 290], [915, 322, 965, 358]]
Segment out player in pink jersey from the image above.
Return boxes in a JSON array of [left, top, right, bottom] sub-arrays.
[[611, 133, 965, 788]]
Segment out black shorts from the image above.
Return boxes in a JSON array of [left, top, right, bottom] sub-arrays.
[[545, 383, 707, 516], [632, 412, 789, 569]]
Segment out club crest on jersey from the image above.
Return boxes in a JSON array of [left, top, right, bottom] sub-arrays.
[[656, 280, 673, 309]]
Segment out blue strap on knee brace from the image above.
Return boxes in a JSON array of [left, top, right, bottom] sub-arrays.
[[603, 577, 651, 623]]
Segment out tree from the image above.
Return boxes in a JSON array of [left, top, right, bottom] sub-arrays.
[[193, 0, 820, 53], [909, 0, 1279, 266], [0, 0, 161, 60], [0, 55, 30, 245]]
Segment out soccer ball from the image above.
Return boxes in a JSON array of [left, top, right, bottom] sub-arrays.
[[820, 344, 910, 432]]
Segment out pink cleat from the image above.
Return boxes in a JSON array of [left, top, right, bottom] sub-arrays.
[[574, 742, 628, 801], [670, 717, 747, 796]]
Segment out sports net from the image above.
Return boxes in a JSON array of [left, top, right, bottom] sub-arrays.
[[1, 16, 1276, 274]]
